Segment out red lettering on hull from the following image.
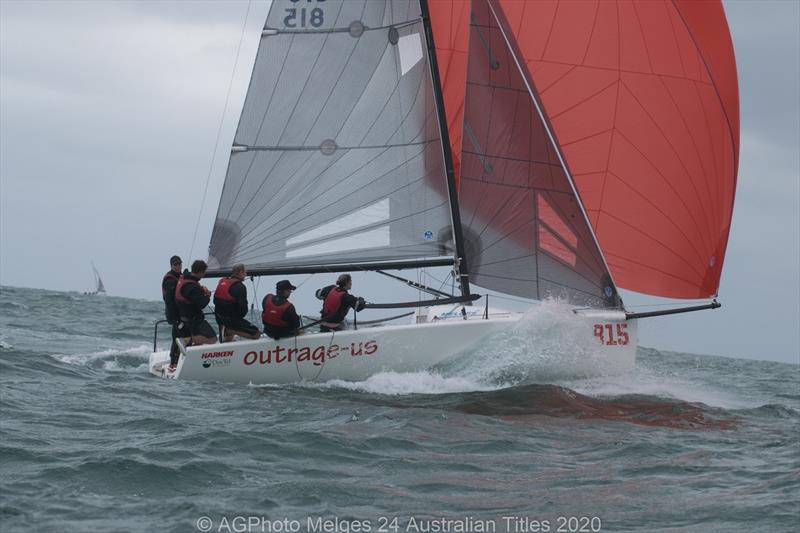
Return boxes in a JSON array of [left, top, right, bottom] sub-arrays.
[[242, 340, 379, 366], [593, 323, 630, 346]]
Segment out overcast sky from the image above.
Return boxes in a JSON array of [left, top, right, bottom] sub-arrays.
[[1, 1, 798, 364]]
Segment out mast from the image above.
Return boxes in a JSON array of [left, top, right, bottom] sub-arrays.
[[419, 0, 471, 299]]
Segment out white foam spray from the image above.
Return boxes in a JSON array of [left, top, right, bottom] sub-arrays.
[[437, 300, 624, 384], [315, 300, 627, 395], [52, 344, 152, 371], [303, 371, 497, 396]]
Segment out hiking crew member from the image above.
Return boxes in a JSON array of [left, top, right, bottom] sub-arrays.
[[175, 260, 217, 346], [213, 263, 260, 342], [316, 274, 365, 332], [161, 255, 183, 371], [262, 280, 301, 340]]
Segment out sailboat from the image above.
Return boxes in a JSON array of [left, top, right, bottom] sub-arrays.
[[86, 262, 107, 296], [150, 0, 738, 385]]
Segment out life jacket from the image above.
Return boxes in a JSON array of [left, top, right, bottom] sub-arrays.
[[175, 275, 199, 305], [214, 277, 241, 303], [162, 271, 180, 300], [322, 286, 347, 318], [262, 294, 291, 327]]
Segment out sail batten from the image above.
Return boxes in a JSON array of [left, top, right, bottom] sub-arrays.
[[230, 140, 434, 152], [263, 18, 420, 36]]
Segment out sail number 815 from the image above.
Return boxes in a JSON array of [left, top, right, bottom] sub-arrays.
[[285, 0, 325, 28], [593, 323, 629, 346]]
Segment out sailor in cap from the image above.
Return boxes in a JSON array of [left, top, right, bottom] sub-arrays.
[[262, 280, 302, 340]]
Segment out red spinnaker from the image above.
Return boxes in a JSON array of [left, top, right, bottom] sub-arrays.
[[431, 0, 739, 299]]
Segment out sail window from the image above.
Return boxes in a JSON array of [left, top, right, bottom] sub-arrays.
[[286, 227, 390, 258], [398, 33, 422, 76], [286, 198, 390, 246], [537, 193, 578, 267], [538, 225, 577, 268]]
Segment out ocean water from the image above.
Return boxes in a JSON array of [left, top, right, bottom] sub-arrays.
[[0, 285, 797, 533]]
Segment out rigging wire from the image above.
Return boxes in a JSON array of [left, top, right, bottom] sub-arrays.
[[188, 0, 253, 261], [422, 269, 534, 306], [249, 275, 260, 323]]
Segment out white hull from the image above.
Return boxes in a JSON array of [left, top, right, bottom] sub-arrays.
[[149, 306, 637, 385]]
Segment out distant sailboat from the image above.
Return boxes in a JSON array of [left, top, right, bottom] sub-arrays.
[[86, 263, 107, 296]]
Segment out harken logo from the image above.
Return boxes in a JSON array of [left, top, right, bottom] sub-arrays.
[[200, 350, 234, 369], [201, 350, 234, 359]]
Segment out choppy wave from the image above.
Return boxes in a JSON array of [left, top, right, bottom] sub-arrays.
[[308, 371, 500, 395], [51, 344, 152, 370], [0, 335, 12, 350], [0, 286, 798, 533]]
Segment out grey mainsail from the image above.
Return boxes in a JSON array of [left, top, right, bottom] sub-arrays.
[[208, 0, 454, 272]]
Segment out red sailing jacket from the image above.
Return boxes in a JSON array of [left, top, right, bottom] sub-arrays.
[[174, 276, 199, 305], [322, 287, 347, 319], [214, 277, 241, 303], [262, 294, 291, 327]]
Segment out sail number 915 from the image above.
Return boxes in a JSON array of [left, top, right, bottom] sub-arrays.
[[285, 0, 325, 28], [593, 323, 629, 346]]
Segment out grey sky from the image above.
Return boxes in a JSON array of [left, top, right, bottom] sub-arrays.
[[1, 0, 798, 364]]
